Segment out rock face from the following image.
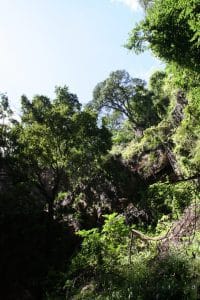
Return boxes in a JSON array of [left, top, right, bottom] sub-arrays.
[[127, 199, 200, 255], [171, 90, 188, 127], [127, 146, 172, 181], [59, 156, 147, 230], [127, 90, 189, 181], [58, 149, 178, 231], [158, 203, 200, 255]]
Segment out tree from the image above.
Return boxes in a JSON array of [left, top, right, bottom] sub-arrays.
[[0, 94, 15, 158], [13, 86, 112, 220], [89, 70, 160, 133], [126, 0, 200, 71]]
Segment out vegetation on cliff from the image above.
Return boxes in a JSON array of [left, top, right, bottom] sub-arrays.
[[0, 0, 199, 299]]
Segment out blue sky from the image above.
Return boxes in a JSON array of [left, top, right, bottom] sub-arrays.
[[0, 0, 163, 113]]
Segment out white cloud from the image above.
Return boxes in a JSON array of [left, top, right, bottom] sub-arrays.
[[110, 0, 141, 12]]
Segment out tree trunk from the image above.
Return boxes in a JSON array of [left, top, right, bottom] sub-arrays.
[[48, 198, 54, 221]]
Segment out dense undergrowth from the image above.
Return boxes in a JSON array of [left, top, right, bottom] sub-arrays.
[[48, 210, 200, 299]]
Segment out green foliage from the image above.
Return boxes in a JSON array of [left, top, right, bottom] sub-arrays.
[[90, 70, 161, 131], [12, 86, 112, 218], [111, 120, 135, 145], [173, 87, 200, 175], [144, 252, 200, 300], [121, 121, 169, 159], [126, 0, 200, 71], [165, 63, 200, 92], [149, 70, 170, 119], [71, 213, 130, 273], [98, 253, 200, 300], [63, 211, 200, 300], [0, 94, 16, 157], [0, 93, 13, 120], [142, 181, 198, 226]]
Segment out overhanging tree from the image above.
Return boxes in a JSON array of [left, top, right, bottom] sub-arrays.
[[126, 0, 200, 71]]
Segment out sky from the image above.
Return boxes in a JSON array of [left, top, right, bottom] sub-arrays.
[[0, 0, 163, 114]]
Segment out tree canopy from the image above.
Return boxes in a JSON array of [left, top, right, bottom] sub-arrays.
[[89, 70, 161, 132], [12, 86, 112, 219], [126, 0, 200, 71]]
